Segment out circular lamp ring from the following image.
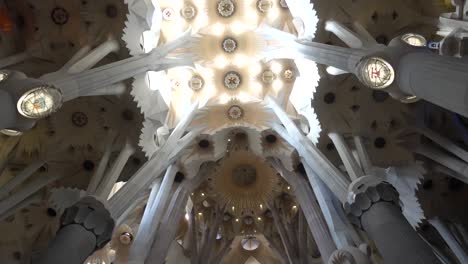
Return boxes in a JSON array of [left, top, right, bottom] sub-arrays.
[[401, 33, 427, 47], [0, 129, 23, 137], [0, 71, 10, 82], [17, 86, 63, 119], [400, 95, 420, 104], [359, 57, 395, 90]]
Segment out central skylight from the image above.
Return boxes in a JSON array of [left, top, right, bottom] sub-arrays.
[[123, 0, 321, 155]]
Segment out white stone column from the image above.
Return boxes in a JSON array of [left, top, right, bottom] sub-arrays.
[[0, 160, 45, 200], [145, 185, 189, 263], [429, 218, 468, 263], [0, 173, 63, 216], [108, 103, 199, 219], [0, 52, 30, 69], [87, 133, 116, 194], [267, 97, 350, 202], [95, 140, 135, 200], [82, 82, 126, 97], [324, 21, 366, 48], [271, 160, 337, 261], [328, 133, 364, 181], [416, 125, 468, 164], [67, 38, 120, 74], [0, 193, 41, 221], [42, 31, 198, 102], [414, 144, 468, 183], [353, 136, 373, 175], [60, 46, 92, 72], [268, 203, 297, 264], [128, 164, 179, 263], [303, 163, 361, 249], [146, 164, 211, 263]]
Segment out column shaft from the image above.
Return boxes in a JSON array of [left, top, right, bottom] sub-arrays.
[[398, 51, 468, 117], [361, 202, 441, 264], [289, 174, 337, 261], [0, 52, 29, 69], [128, 164, 178, 263], [415, 144, 468, 183], [34, 225, 96, 264], [429, 218, 468, 263], [305, 164, 361, 248], [95, 141, 135, 199]]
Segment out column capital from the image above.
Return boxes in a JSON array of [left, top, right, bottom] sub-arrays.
[[344, 181, 400, 229], [61, 196, 115, 250]]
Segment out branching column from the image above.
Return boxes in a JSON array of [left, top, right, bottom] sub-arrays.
[[271, 160, 337, 261], [146, 164, 213, 263], [128, 164, 179, 263]]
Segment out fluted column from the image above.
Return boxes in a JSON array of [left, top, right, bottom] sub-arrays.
[[67, 38, 120, 74], [108, 103, 199, 219], [272, 160, 337, 261], [0, 52, 30, 69], [414, 144, 468, 183], [416, 125, 468, 163], [95, 140, 136, 200], [429, 218, 468, 263], [303, 163, 361, 249], [267, 97, 350, 202], [146, 185, 189, 263], [128, 164, 179, 263], [146, 164, 211, 263], [328, 133, 364, 181], [0, 173, 63, 217], [87, 132, 116, 194], [260, 26, 367, 73], [0, 160, 45, 199], [40, 31, 197, 101], [324, 21, 366, 49]]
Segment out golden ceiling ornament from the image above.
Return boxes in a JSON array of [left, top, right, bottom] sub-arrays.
[[217, 0, 236, 17], [192, 100, 275, 135], [208, 149, 281, 217]]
